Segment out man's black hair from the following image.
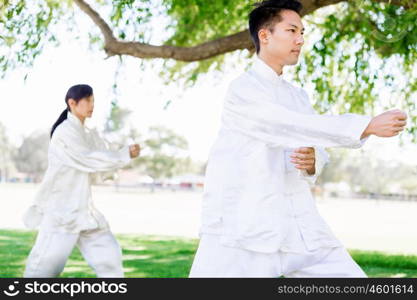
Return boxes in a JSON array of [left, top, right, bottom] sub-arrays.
[[249, 0, 303, 53]]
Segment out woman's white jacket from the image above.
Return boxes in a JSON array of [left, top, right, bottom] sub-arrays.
[[23, 112, 131, 233]]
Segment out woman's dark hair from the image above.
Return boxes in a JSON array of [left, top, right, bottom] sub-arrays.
[[50, 84, 93, 138], [249, 0, 303, 53]]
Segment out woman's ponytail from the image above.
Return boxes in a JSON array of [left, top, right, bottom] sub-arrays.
[[50, 108, 69, 138]]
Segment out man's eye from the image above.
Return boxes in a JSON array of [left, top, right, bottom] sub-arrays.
[[288, 29, 296, 32]]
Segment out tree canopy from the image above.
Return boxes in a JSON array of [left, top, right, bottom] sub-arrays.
[[1, 0, 416, 135]]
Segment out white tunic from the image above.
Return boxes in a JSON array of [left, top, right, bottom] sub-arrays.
[[23, 112, 131, 233], [199, 57, 371, 254]]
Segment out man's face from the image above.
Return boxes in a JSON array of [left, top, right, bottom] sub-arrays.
[[258, 9, 305, 66]]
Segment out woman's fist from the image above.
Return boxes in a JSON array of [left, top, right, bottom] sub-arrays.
[[129, 144, 141, 158]]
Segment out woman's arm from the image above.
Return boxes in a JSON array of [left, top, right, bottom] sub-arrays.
[[52, 126, 131, 173]]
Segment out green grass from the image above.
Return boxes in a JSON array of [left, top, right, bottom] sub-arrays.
[[1, 229, 416, 278], [350, 250, 417, 278], [0, 229, 197, 278]]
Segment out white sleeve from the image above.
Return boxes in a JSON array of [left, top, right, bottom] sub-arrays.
[[297, 88, 369, 184], [89, 128, 109, 151], [53, 127, 131, 173], [88, 128, 121, 181], [222, 76, 372, 149]]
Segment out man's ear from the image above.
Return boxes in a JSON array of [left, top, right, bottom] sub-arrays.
[[258, 28, 270, 45]]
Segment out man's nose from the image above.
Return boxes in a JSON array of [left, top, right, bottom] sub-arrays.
[[296, 35, 304, 45]]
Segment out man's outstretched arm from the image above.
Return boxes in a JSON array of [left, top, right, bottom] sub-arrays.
[[223, 77, 407, 149]]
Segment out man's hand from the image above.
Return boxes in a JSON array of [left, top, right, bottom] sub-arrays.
[[290, 147, 316, 175], [129, 144, 141, 158], [361, 109, 407, 139]]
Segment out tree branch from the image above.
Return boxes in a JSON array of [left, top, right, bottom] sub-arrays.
[[73, 0, 116, 44], [72, 0, 416, 62]]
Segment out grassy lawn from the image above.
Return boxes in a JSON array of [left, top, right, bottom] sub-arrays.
[[1, 229, 416, 278]]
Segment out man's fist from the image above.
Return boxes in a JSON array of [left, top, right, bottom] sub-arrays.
[[290, 147, 316, 175], [362, 109, 407, 139], [129, 144, 140, 158]]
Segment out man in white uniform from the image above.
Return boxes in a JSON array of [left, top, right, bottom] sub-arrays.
[[189, 0, 407, 277]]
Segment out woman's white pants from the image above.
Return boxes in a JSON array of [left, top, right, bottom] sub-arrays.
[[24, 228, 124, 278]]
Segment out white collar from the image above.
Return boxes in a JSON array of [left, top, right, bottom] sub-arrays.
[[67, 111, 84, 129], [252, 56, 284, 85]]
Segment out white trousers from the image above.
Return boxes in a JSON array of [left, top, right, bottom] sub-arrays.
[[24, 228, 124, 278], [189, 234, 367, 278]]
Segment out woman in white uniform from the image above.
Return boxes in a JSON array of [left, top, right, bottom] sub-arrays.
[[23, 84, 140, 278]]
